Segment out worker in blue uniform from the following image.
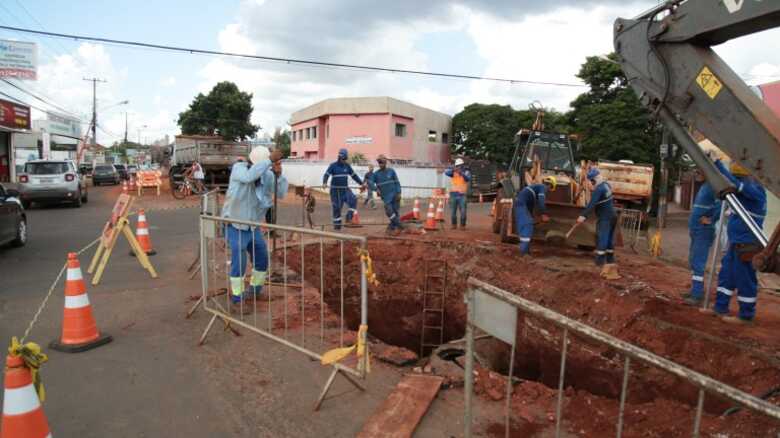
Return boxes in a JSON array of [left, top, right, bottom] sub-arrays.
[[221, 146, 283, 313], [323, 148, 363, 230], [514, 181, 549, 255], [682, 172, 721, 306], [577, 168, 618, 277], [370, 155, 403, 235], [710, 160, 766, 324]]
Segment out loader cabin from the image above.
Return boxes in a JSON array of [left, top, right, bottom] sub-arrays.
[[511, 129, 578, 206]]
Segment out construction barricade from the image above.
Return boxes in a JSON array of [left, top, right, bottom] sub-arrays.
[[136, 170, 162, 196], [196, 214, 371, 410], [462, 277, 780, 438]]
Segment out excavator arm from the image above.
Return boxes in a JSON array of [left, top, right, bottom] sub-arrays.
[[614, 0, 780, 272]]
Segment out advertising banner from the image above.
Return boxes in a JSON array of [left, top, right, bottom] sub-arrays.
[[0, 98, 31, 130], [0, 40, 37, 80]]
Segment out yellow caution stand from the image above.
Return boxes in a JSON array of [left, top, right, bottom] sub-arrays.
[[88, 194, 158, 285]]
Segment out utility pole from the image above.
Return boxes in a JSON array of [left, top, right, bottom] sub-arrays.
[[124, 111, 128, 145], [83, 77, 107, 147], [657, 128, 670, 229]]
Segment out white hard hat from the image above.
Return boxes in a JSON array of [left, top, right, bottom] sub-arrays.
[[454, 158, 465, 166], [249, 146, 270, 164]]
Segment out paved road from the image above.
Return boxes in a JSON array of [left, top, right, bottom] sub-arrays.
[[0, 184, 467, 437]]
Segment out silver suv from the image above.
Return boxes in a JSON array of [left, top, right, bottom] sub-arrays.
[[17, 160, 88, 209]]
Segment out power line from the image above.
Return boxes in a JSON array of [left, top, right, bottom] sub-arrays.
[[0, 78, 81, 118], [0, 25, 587, 88]]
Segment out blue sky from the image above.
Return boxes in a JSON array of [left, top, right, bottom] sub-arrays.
[[0, 0, 778, 145]]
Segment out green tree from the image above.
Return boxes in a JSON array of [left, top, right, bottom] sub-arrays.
[[567, 54, 660, 165], [178, 81, 259, 140], [451, 103, 569, 166], [350, 152, 367, 164], [272, 127, 291, 158]]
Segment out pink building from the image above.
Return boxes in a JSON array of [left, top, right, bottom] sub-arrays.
[[289, 97, 452, 164]]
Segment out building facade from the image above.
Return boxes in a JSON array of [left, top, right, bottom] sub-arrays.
[[290, 97, 452, 164]]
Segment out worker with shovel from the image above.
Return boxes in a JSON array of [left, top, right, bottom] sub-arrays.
[[515, 178, 551, 255], [371, 155, 403, 235], [576, 168, 619, 279], [682, 170, 721, 306]]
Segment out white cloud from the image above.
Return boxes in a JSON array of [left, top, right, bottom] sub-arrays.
[[160, 76, 177, 87]]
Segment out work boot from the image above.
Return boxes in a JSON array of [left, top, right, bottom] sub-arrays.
[[601, 264, 621, 280], [721, 315, 754, 326], [243, 286, 263, 300], [451, 224, 458, 230], [681, 293, 703, 307], [460, 224, 467, 230]]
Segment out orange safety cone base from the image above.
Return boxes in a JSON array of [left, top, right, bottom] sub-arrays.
[[49, 333, 112, 353]]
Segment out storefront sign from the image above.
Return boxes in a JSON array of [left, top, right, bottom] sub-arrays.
[[0, 40, 37, 80], [0, 98, 31, 130], [41, 131, 51, 159], [346, 136, 373, 145]]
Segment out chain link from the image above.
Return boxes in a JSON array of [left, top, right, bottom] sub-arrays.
[[20, 237, 102, 343]]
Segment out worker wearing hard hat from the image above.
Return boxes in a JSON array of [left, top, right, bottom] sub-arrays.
[[514, 178, 551, 255], [323, 148, 364, 230], [222, 146, 283, 314], [682, 171, 721, 306], [371, 155, 403, 235], [445, 158, 472, 230], [709, 159, 766, 324], [577, 168, 619, 278]]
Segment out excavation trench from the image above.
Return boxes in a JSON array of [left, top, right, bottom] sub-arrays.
[[286, 237, 780, 436]]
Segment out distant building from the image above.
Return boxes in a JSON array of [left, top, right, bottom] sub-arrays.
[[289, 97, 452, 164]]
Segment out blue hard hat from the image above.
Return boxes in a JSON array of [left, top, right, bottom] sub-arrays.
[[586, 168, 600, 180], [338, 148, 348, 160]]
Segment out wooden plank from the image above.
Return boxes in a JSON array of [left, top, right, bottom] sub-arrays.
[[357, 375, 443, 438]]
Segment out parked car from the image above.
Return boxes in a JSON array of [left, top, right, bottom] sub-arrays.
[[17, 160, 88, 209], [114, 163, 129, 180], [92, 164, 121, 186], [0, 184, 26, 247]]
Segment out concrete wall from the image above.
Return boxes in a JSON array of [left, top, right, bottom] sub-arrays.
[[280, 159, 452, 199]]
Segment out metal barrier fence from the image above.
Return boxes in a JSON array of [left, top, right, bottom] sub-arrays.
[[310, 184, 447, 201], [198, 214, 369, 410], [616, 207, 643, 250], [464, 277, 780, 438]]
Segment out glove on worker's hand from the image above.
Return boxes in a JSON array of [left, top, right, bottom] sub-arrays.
[[576, 216, 586, 224]]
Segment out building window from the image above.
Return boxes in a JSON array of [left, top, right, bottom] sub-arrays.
[[428, 130, 437, 142], [326, 124, 330, 138], [299, 130, 303, 141], [305, 128, 310, 140], [442, 133, 449, 144], [395, 123, 407, 137], [312, 126, 317, 139], [292, 131, 296, 141]]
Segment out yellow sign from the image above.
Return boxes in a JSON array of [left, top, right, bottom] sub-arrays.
[[696, 66, 723, 99]]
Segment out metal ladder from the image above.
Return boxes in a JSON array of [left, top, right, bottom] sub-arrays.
[[420, 259, 447, 357]]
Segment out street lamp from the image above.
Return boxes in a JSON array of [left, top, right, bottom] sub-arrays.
[[137, 125, 148, 145]]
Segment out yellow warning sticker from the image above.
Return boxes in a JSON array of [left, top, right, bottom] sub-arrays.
[[696, 66, 723, 99]]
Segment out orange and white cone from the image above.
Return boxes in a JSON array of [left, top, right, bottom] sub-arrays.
[[345, 208, 363, 228], [131, 209, 156, 256], [412, 198, 421, 221], [50, 253, 112, 353], [1, 354, 51, 438], [122, 180, 128, 194], [435, 199, 445, 222], [424, 200, 438, 231]]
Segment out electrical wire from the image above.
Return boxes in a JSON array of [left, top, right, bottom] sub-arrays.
[[0, 79, 81, 118], [0, 25, 587, 88]]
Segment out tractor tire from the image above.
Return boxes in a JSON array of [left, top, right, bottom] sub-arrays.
[[500, 208, 513, 244]]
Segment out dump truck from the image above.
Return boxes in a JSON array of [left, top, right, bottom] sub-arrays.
[[169, 135, 251, 188], [597, 159, 654, 223]]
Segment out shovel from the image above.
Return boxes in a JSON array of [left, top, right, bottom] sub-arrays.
[[565, 222, 581, 240]]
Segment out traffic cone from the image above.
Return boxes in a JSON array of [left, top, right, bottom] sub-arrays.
[[412, 198, 421, 221], [424, 200, 438, 231], [490, 199, 496, 217], [50, 253, 112, 353], [1, 354, 51, 438], [130, 209, 156, 256], [122, 180, 128, 194], [347, 209, 362, 228], [435, 199, 445, 222]]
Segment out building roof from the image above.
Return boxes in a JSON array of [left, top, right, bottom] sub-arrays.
[[290, 96, 451, 125]]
